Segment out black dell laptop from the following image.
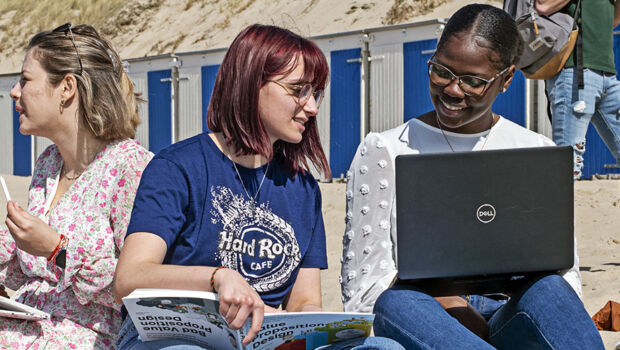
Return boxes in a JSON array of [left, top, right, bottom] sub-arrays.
[[395, 146, 574, 296]]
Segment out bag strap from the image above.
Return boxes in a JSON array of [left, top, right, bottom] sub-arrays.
[[574, 0, 584, 89]]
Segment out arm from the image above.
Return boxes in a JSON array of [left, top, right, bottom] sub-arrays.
[[3, 145, 66, 260], [113, 153, 266, 345], [114, 232, 265, 345], [1, 147, 60, 290], [434, 297, 489, 341], [283, 268, 322, 312], [114, 232, 212, 299], [341, 133, 397, 312], [5, 202, 60, 258], [534, 0, 571, 16]]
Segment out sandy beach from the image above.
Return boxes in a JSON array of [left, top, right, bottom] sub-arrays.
[[317, 180, 620, 348], [1, 174, 619, 348]]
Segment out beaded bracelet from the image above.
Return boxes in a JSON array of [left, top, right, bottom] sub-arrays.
[[47, 234, 68, 262], [210, 266, 226, 293]]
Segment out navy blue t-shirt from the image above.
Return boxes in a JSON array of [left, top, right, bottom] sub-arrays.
[[126, 133, 328, 307]]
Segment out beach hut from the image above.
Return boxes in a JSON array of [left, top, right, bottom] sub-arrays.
[[1, 19, 618, 179]]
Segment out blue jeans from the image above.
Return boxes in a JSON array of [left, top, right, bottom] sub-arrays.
[[373, 274, 604, 349], [546, 67, 620, 179], [116, 316, 404, 350]]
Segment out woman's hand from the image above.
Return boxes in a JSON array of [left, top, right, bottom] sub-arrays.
[[5, 201, 60, 258], [435, 296, 489, 341], [213, 268, 265, 346]]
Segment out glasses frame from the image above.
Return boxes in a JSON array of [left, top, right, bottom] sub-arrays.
[[52, 22, 83, 75], [266, 80, 324, 109], [427, 59, 510, 97]]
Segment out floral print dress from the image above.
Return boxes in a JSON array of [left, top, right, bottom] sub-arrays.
[[0, 139, 152, 349]]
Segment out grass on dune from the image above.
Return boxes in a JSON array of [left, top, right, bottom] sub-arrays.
[[0, 0, 128, 54]]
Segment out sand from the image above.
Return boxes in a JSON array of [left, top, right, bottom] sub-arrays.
[[1, 174, 619, 348], [317, 180, 620, 349]]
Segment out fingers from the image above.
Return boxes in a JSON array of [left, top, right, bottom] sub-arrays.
[[214, 268, 265, 344], [242, 305, 264, 346], [6, 202, 29, 230], [228, 302, 252, 329], [223, 302, 241, 327], [5, 215, 19, 236], [221, 295, 257, 329]]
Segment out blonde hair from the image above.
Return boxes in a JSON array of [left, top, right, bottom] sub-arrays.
[[27, 24, 141, 141]]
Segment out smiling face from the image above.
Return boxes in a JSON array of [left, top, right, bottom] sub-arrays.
[[10, 49, 63, 137], [258, 56, 319, 144], [430, 32, 514, 134]]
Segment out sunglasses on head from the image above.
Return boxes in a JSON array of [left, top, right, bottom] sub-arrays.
[[52, 22, 83, 75]]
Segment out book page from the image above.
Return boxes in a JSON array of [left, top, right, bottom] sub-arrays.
[[0, 295, 50, 321], [247, 312, 374, 350], [124, 290, 374, 350], [124, 289, 239, 349]]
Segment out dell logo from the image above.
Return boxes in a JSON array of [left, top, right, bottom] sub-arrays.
[[476, 204, 496, 223]]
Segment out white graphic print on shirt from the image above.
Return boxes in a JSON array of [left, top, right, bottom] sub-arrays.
[[211, 186, 301, 292]]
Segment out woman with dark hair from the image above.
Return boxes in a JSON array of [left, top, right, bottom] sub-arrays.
[[341, 4, 604, 349], [113, 24, 403, 350], [1, 24, 151, 348]]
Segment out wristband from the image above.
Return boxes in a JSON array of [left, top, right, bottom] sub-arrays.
[[48, 234, 68, 262], [210, 266, 226, 293], [55, 247, 67, 268]]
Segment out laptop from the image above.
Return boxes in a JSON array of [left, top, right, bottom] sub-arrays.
[[395, 146, 574, 296]]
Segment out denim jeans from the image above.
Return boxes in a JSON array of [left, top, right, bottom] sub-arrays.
[[116, 315, 405, 350], [373, 274, 604, 349], [546, 67, 620, 179]]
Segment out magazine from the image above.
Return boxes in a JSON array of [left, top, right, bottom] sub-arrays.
[[123, 288, 374, 350], [0, 295, 51, 321]]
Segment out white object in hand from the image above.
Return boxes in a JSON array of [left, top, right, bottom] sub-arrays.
[[0, 176, 11, 202]]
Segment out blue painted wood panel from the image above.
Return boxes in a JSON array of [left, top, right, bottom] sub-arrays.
[[492, 70, 526, 126], [12, 100, 31, 176], [403, 39, 436, 121], [330, 48, 362, 178], [201, 65, 220, 133], [148, 69, 172, 154], [582, 124, 620, 178]]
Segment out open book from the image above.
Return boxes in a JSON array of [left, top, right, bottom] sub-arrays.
[[0, 295, 51, 321], [123, 289, 373, 350]]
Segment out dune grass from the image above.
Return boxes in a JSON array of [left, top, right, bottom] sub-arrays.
[[0, 0, 128, 31], [0, 0, 129, 53]]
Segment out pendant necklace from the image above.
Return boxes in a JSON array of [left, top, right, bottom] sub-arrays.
[[229, 153, 269, 213], [436, 113, 495, 152], [61, 164, 84, 181]]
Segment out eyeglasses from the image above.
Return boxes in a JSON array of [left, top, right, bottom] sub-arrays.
[[427, 60, 509, 97], [267, 80, 324, 109], [52, 22, 83, 75]]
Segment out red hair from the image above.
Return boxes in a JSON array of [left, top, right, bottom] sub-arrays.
[[207, 24, 330, 178]]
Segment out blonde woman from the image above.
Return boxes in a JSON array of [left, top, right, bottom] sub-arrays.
[[1, 23, 152, 349]]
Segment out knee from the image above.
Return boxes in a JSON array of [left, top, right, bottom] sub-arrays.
[[519, 274, 579, 306], [373, 285, 430, 316]]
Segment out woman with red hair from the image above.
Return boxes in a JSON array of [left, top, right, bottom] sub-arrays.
[[113, 24, 403, 350]]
